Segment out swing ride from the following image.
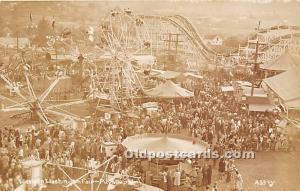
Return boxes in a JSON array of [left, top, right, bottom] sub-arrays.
[[0, 70, 86, 126]]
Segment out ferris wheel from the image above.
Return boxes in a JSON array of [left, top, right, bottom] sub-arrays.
[[99, 7, 153, 56], [90, 8, 155, 110]]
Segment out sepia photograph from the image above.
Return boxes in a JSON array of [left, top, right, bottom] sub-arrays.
[[0, 0, 299, 191]]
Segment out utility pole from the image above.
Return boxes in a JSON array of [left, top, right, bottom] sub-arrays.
[[251, 40, 259, 96], [16, 32, 19, 54], [250, 21, 265, 96], [120, 63, 123, 112]]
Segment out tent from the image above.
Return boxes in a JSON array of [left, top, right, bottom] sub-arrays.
[[240, 95, 275, 112], [155, 70, 182, 80], [122, 134, 207, 153], [263, 70, 300, 102], [150, 69, 203, 80], [132, 55, 156, 66], [263, 70, 300, 109], [241, 86, 268, 97], [235, 81, 252, 87], [145, 80, 194, 98], [261, 50, 300, 71], [183, 72, 203, 79], [221, 86, 234, 92]]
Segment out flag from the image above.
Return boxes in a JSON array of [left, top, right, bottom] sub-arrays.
[[51, 17, 55, 30], [30, 12, 32, 23], [62, 28, 71, 38], [23, 63, 31, 71], [88, 35, 94, 42], [87, 26, 94, 42]]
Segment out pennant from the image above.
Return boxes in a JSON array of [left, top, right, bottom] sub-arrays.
[[88, 35, 94, 42], [62, 28, 71, 38], [51, 17, 55, 30], [87, 26, 95, 42], [23, 63, 31, 71], [30, 12, 32, 23]]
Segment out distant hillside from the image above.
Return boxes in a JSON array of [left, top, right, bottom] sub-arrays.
[[0, 1, 299, 37]]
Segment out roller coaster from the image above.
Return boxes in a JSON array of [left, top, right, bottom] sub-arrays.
[[113, 8, 300, 68], [2, 8, 299, 72]]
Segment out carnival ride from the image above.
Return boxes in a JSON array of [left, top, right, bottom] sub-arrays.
[[0, 70, 86, 125], [138, 14, 300, 68], [68, 8, 300, 113], [234, 26, 300, 63], [1, 7, 299, 191], [122, 134, 207, 153], [86, 8, 156, 110]]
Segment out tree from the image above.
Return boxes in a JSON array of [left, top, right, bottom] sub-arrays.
[[224, 36, 240, 48], [32, 18, 52, 47], [224, 35, 248, 48]]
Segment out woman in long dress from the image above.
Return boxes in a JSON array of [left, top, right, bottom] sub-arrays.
[[174, 169, 181, 189], [235, 171, 243, 191]]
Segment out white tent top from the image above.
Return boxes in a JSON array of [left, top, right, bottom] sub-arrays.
[[145, 80, 194, 98], [221, 86, 235, 92], [132, 55, 156, 65], [122, 134, 207, 153], [150, 69, 203, 80], [263, 70, 300, 102], [236, 81, 252, 87]]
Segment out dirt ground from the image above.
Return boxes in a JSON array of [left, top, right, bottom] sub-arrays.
[[234, 151, 300, 191]]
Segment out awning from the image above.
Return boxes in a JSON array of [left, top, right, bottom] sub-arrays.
[[242, 87, 268, 97], [261, 50, 300, 71], [263, 70, 300, 102], [248, 104, 275, 112], [286, 98, 300, 110]]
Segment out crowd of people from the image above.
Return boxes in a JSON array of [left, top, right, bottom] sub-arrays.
[[0, 70, 294, 191]]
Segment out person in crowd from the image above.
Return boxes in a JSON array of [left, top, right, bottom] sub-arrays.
[[174, 168, 181, 190], [0, 70, 292, 190], [207, 164, 212, 185], [234, 170, 243, 191]]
